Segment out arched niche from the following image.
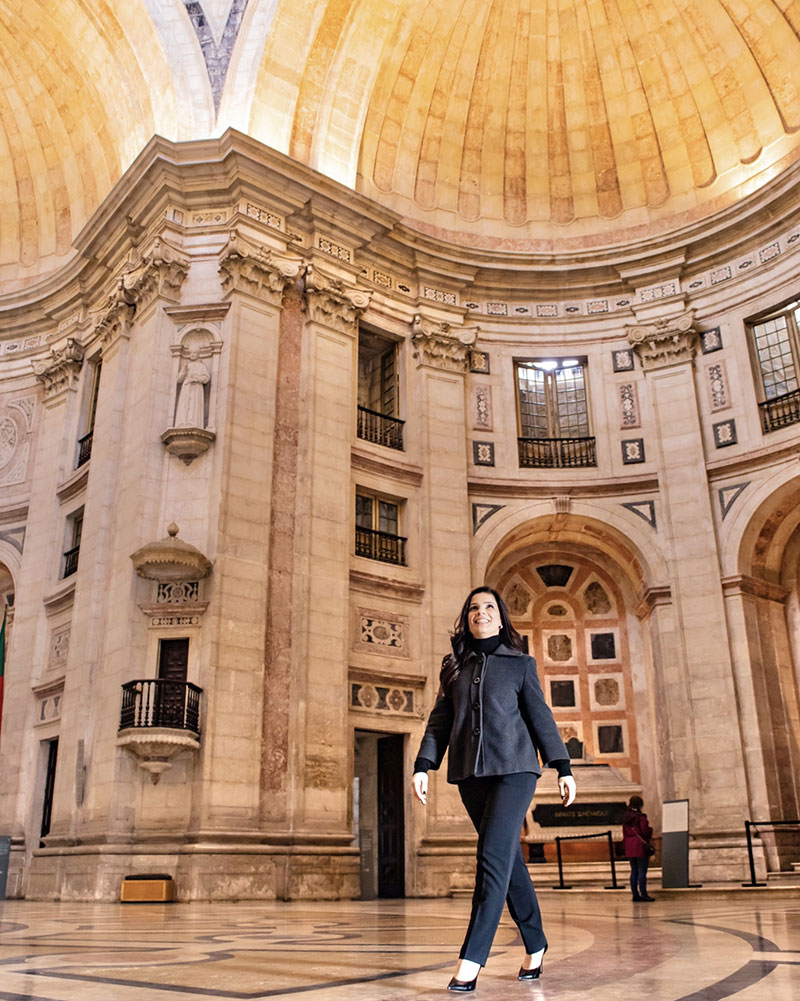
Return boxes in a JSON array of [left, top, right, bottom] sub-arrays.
[[480, 513, 664, 803]]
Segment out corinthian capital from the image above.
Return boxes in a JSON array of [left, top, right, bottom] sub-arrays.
[[121, 236, 190, 310], [411, 314, 478, 372], [625, 309, 698, 370], [218, 233, 303, 304], [304, 264, 372, 332], [33, 338, 85, 399]]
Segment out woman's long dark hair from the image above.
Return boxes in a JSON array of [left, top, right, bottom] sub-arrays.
[[439, 586, 524, 694]]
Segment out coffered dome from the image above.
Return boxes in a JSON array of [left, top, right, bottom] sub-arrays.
[[3, 0, 800, 289]]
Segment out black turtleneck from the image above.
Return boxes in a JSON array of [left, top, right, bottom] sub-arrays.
[[413, 634, 572, 779]]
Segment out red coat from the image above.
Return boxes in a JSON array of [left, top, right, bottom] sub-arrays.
[[622, 809, 653, 858]]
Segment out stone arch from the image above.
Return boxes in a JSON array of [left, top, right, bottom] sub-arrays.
[[724, 474, 800, 857], [473, 502, 669, 598], [478, 508, 663, 801]]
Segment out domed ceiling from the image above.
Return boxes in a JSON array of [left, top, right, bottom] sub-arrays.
[[3, 0, 800, 289]]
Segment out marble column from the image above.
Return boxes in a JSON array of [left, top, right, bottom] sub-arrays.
[[626, 309, 752, 880], [408, 313, 478, 896]]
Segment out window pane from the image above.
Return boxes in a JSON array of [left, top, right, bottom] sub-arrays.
[[754, 314, 798, 399], [554, 366, 590, 437], [355, 495, 372, 529], [517, 364, 549, 437], [378, 501, 398, 535]]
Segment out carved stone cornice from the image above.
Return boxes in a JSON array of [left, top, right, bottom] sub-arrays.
[[625, 309, 698, 370], [411, 314, 478, 372], [32, 338, 85, 400], [635, 584, 672, 619], [721, 574, 788, 604], [304, 264, 372, 332], [218, 233, 303, 305]]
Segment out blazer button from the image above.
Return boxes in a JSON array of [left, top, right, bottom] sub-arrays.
[[473, 701, 480, 710], [473, 676, 481, 684], [473, 727, 481, 735]]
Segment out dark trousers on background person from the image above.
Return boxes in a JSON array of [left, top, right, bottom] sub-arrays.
[[457, 772, 544, 966], [629, 856, 649, 898]]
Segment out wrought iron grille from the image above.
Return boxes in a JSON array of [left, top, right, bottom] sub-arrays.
[[518, 436, 597, 468], [76, 431, 94, 467], [355, 526, 407, 566], [759, 388, 800, 432], [62, 546, 80, 578], [357, 406, 405, 450], [119, 679, 202, 733]]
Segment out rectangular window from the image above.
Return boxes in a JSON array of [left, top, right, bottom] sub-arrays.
[[516, 359, 595, 467], [62, 509, 83, 578], [750, 303, 800, 432], [76, 360, 101, 467], [357, 329, 404, 449], [355, 490, 406, 566]]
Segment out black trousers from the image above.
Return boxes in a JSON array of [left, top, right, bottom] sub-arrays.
[[457, 772, 545, 966]]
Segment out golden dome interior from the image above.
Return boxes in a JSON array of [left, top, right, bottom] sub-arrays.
[[3, 0, 800, 288]]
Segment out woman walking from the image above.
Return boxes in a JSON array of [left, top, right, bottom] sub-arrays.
[[622, 795, 655, 901], [412, 586, 576, 991]]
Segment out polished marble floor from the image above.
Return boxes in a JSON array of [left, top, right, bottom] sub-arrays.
[[1, 892, 799, 1000]]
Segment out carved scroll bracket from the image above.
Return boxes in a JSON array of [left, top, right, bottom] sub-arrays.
[[218, 232, 303, 305], [411, 314, 479, 372], [625, 309, 698, 371], [304, 263, 373, 333], [32, 338, 85, 401]]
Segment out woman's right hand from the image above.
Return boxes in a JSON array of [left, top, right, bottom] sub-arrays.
[[412, 771, 428, 805]]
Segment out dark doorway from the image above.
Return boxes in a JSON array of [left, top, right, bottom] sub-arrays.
[[377, 734, 405, 897], [354, 730, 405, 898], [157, 637, 189, 727], [39, 738, 58, 847]]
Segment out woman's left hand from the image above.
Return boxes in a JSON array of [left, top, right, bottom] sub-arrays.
[[559, 775, 576, 807]]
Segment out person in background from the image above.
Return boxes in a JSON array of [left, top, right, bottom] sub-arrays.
[[622, 794, 655, 901], [411, 586, 576, 992]]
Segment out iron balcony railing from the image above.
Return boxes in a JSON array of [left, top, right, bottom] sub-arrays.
[[119, 679, 202, 733], [759, 388, 800, 432], [76, 430, 94, 467], [355, 526, 407, 566], [518, 436, 597, 468], [62, 545, 80, 578], [357, 405, 405, 450]]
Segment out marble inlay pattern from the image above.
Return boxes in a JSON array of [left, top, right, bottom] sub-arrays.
[[0, 896, 799, 1000]]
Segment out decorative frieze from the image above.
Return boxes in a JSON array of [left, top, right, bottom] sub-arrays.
[[473, 385, 492, 429], [472, 441, 495, 466], [304, 264, 372, 332], [625, 310, 698, 370], [706, 361, 729, 411], [48, 626, 70, 672], [411, 315, 478, 371], [218, 233, 303, 304], [621, 500, 657, 530], [713, 419, 737, 448], [357, 612, 406, 657], [0, 395, 36, 487], [157, 581, 200, 603], [32, 338, 85, 399], [472, 503, 504, 534], [621, 438, 646, 464], [619, 383, 640, 428]]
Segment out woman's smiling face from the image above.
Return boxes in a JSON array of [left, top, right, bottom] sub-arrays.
[[467, 591, 501, 639]]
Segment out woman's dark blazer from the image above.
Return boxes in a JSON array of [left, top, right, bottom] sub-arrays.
[[416, 643, 568, 783]]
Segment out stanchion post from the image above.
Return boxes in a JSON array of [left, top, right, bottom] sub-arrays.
[[741, 820, 766, 887], [604, 830, 620, 889], [554, 837, 571, 890]]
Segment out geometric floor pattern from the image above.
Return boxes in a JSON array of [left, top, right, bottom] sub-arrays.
[[1, 894, 799, 1000]]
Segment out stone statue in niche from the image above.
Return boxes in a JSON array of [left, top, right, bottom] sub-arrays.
[[161, 333, 217, 465], [174, 349, 210, 429]]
